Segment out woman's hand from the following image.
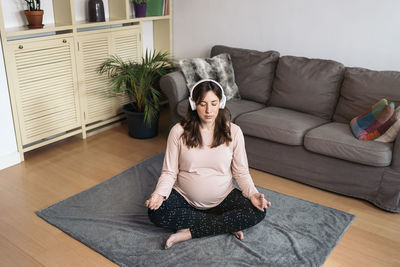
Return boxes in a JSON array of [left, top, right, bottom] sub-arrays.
[[250, 193, 271, 211], [145, 193, 165, 210]]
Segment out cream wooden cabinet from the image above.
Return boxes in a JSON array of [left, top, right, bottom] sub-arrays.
[[7, 36, 81, 147], [76, 26, 141, 127], [76, 31, 113, 125], [111, 27, 142, 114], [0, 0, 172, 159]]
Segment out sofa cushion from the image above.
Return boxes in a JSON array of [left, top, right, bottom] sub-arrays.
[[334, 67, 400, 123], [176, 99, 265, 122], [211, 45, 280, 104], [226, 99, 266, 122], [178, 53, 239, 100], [304, 122, 393, 167], [235, 107, 328, 145], [269, 56, 344, 120]]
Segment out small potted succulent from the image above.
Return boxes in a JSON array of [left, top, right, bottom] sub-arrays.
[[99, 50, 174, 139], [132, 0, 149, 18], [24, 0, 44, 29]]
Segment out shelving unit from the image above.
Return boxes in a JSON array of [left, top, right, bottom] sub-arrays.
[[0, 0, 172, 160]]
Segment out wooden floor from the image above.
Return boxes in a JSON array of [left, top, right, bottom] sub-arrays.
[[0, 108, 399, 267]]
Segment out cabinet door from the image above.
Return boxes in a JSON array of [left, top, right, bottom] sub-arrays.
[[77, 26, 142, 124], [76, 32, 114, 124], [8, 36, 81, 145], [111, 27, 142, 62], [110, 27, 142, 114]]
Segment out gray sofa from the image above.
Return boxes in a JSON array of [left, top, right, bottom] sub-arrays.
[[160, 45, 400, 212]]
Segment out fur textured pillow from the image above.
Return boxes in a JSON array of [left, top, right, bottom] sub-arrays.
[[350, 99, 397, 141], [375, 107, 400, 142], [178, 53, 240, 100]]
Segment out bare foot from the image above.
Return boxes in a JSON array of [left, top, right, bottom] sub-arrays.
[[165, 229, 192, 249], [232, 231, 244, 240]]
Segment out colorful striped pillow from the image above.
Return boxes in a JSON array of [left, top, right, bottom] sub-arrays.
[[350, 99, 397, 141], [375, 107, 400, 143]]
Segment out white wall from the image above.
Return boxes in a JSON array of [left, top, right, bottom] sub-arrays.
[[0, 41, 20, 170], [173, 0, 400, 71]]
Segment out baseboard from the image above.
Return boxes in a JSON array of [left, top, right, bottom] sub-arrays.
[[0, 152, 21, 171]]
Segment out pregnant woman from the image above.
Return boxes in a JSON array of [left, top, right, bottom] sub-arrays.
[[145, 79, 271, 249]]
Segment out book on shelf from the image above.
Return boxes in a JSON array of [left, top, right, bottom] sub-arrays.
[[146, 0, 163, 17], [164, 0, 169, 15]]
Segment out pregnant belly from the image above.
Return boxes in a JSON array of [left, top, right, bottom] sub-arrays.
[[176, 172, 233, 208]]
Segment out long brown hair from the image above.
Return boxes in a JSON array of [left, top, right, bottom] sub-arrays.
[[180, 81, 232, 148]]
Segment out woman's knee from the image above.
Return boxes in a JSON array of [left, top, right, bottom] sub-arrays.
[[248, 206, 266, 226], [256, 208, 266, 222], [253, 208, 266, 226], [148, 207, 166, 227]]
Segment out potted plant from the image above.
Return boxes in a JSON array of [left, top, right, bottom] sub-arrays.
[[24, 0, 44, 29], [132, 0, 149, 18], [99, 50, 173, 139]]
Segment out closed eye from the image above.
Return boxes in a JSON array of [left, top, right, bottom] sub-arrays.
[[199, 100, 219, 106]]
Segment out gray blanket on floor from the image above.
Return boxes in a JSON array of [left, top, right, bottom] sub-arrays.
[[37, 153, 355, 267]]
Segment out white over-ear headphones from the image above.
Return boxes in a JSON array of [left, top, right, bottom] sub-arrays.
[[188, 79, 227, 111]]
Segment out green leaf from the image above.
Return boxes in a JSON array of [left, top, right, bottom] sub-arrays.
[[98, 50, 174, 124]]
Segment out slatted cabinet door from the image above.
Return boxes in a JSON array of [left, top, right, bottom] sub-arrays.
[[76, 31, 114, 125], [77, 26, 141, 125], [110, 26, 142, 114], [8, 36, 81, 146]]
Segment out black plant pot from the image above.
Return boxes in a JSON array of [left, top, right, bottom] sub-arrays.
[[123, 104, 159, 139]]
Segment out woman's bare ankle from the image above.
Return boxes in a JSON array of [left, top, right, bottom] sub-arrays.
[[165, 229, 192, 249], [232, 231, 244, 240]]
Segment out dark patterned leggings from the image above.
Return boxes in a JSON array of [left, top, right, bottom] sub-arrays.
[[148, 188, 266, 238]]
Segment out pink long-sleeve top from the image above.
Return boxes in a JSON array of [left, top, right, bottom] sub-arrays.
[[153, 122, 259, 210]]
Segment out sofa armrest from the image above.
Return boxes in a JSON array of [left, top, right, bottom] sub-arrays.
[[391, 132, 400, 170], [160, 71, 188, 128]]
